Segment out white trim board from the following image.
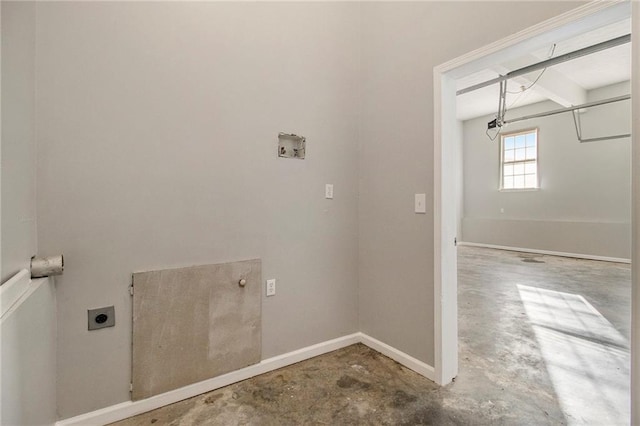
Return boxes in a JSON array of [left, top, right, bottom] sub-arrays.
[[0, 269, 32, 319], [56, 333, 434, 426], [458, 241, 631, 264]]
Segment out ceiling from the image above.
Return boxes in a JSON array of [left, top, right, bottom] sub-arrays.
[[456, 18, 631, 122]]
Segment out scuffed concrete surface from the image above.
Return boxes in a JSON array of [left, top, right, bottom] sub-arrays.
[[457, 247, 630, 425], [113, 247, 630, 425], [112, 343, 503, 426]]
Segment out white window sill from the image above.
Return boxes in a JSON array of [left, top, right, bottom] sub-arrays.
[[499, 187, 540, 192]]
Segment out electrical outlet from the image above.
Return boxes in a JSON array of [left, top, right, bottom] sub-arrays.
[[88, 306, 115, 330], [266, 279, 276, 296], [325, 184, 334, 199]]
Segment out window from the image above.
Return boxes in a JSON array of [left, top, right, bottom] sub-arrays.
[[500, 129, 538, 190]]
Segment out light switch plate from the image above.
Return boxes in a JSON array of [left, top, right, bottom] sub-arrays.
[[325, 184, 334, 199], [414, 193, 426, 214], [88, 306, 115, 330]]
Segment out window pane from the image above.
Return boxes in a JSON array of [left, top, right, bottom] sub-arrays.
[[514, 163, 525, 175], [503, 176, 514, 189], [514, 175, 525, 188], [525, 174, 537, 188], [503, 164, 514, 176], [526, 133, 536, 147], [525, 162, 536, 174], [501, 131, 538, 190], [504, 137, 515, 150]]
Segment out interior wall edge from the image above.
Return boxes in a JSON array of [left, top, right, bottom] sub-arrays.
[[629, 2, 639, 424]]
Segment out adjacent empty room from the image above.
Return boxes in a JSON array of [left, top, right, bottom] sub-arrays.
[[454, 11, 632, 425]]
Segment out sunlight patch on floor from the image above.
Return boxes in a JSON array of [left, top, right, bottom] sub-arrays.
[[517, 285, 629, 425]]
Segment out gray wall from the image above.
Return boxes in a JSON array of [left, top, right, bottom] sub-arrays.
[[27, 0, 588, 419], [462, 81, 631, 259], [1, 1, 37, 283], [35, 2, 360, 418], [357, 1, 583, 368]]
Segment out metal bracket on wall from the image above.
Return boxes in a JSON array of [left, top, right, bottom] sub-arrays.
[[502, 94, 631, 143], [571, 107, 631, 143]]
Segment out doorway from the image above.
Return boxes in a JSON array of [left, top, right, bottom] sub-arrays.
[[434, 0, 636, 422]]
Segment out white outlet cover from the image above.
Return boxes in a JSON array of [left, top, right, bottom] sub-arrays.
[[325, 184, 334, 199], [266, 279, 276, 296]]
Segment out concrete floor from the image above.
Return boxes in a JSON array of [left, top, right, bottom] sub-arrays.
[[113, 247, 631, 425]]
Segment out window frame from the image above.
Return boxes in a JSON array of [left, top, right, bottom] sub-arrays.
[[499, 128, 539, 191]]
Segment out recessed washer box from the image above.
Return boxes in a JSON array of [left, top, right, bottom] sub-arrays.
[[278, 133, 306, 159], [88, 306, 115, 330]]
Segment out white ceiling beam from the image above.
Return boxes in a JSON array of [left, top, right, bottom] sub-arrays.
[[492, 54, 587, 107]]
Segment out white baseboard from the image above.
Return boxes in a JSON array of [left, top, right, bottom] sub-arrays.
[[458, 241, 631, 264], [56, 333, 434, 426], [358, 333, 435, 381]]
